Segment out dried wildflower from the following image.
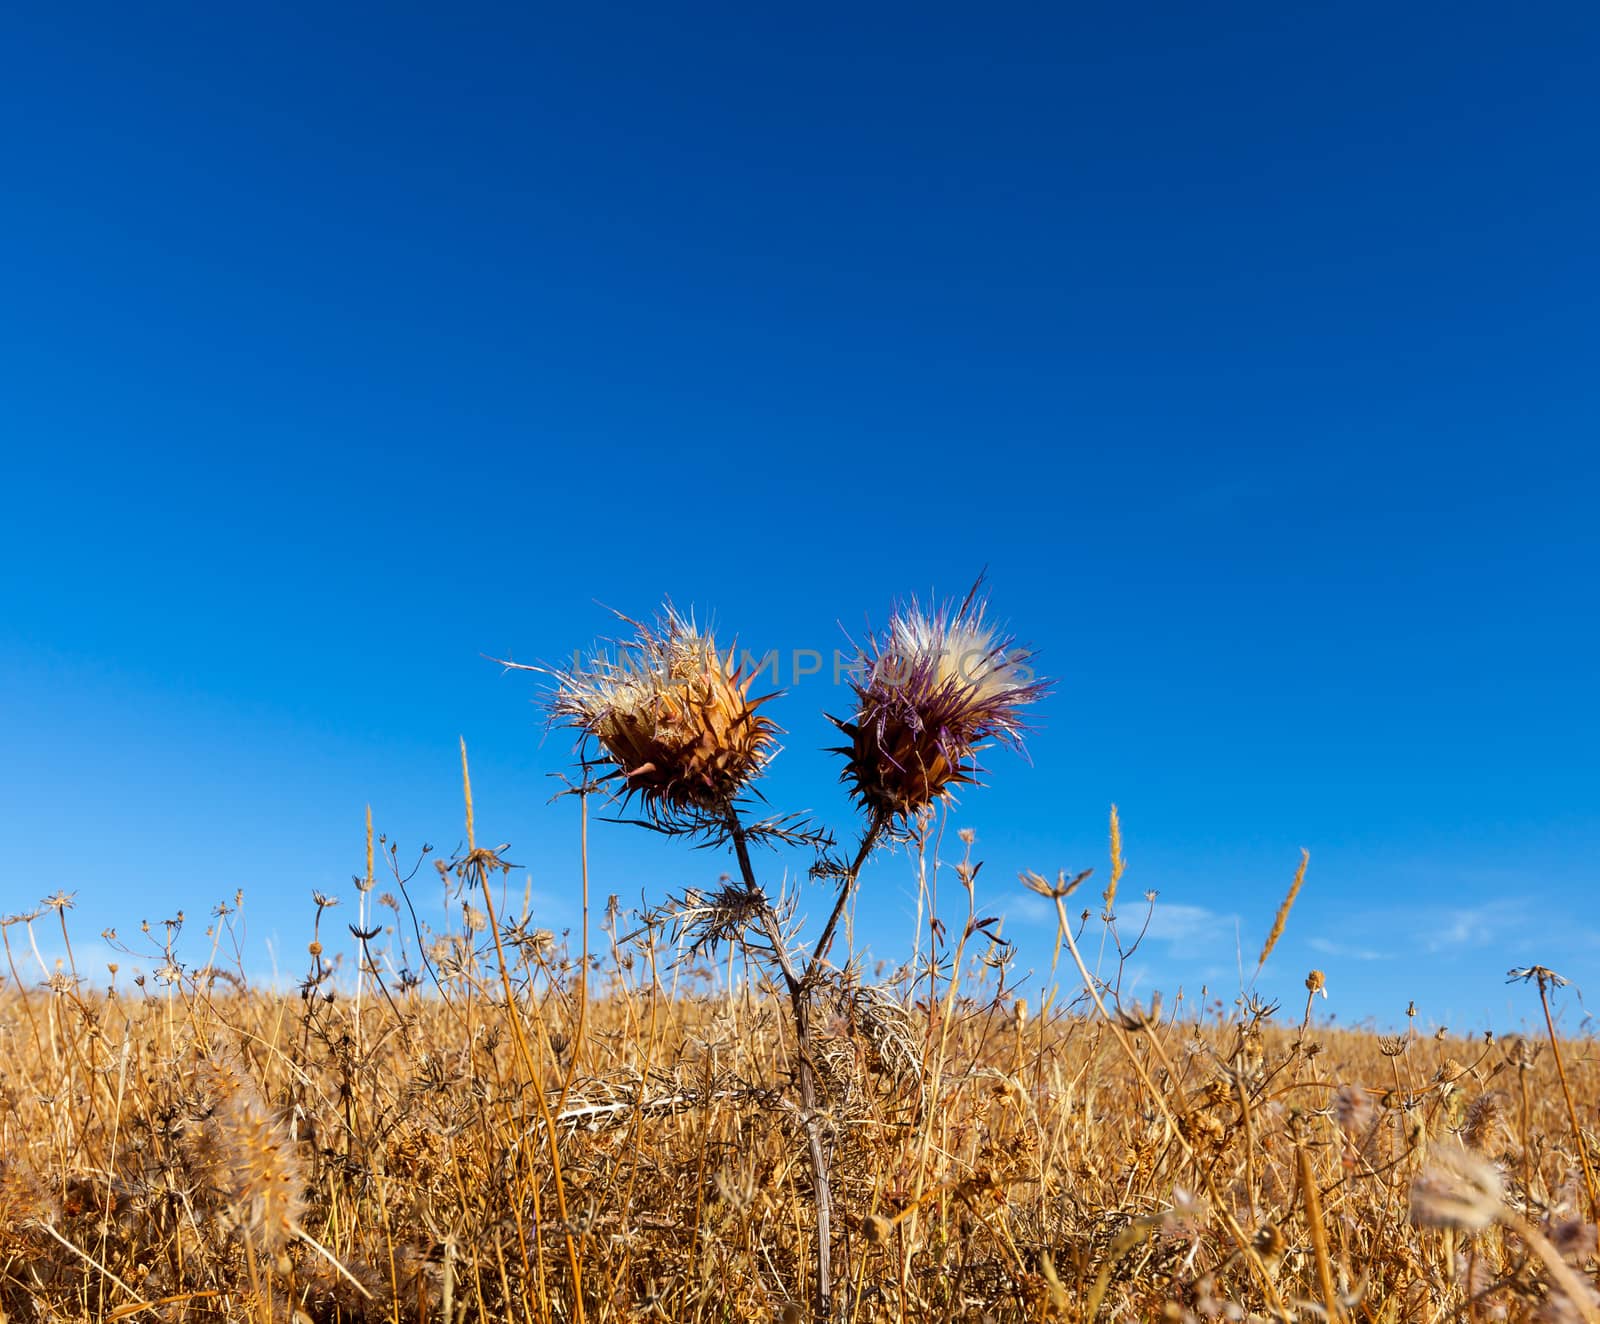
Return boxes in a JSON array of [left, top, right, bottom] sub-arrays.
[[1160, 1186, 1208, 1242], [830, 589, 1046, 824], [1334, 1083, 1375, 1137], [862, 1213, 894, 1245], [1462, 1091, 1506, 1151], [1178, 1107, 1227, 1151], [1410, 1144, 1505, 1231], [550, 606, 778, 824], [1253, 1222, 1286, 1262], [1508, 964, 1569, 989], [1536, 1281, 1600, 1324], [1548, 1218, 1599, 1263], [1116, 991, 1163, 1032], [183, 1058, 306, 1254], [1020, 868, 1091, 900]]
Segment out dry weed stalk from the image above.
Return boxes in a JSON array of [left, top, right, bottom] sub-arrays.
[[1255, 847, 1309, 976]]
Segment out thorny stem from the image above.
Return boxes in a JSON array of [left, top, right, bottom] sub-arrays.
[[807, 815, 885, 977], [725, 805, 884, 1323]]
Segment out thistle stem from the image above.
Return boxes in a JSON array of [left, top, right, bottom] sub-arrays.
[[808, 815, 885, 976], [724, 806, 883, 1323]]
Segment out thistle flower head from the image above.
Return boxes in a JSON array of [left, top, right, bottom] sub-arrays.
[[830, 589, 1047, 825], [550, 606, 779, 824]]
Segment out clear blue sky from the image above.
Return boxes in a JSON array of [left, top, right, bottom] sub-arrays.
[[3, 3, 1596, 1029]]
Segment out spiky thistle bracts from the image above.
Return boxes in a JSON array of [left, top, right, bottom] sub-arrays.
[[829, 592, 1048, 825], [549, 606, 779, 823]]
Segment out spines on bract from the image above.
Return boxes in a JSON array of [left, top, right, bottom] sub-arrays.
[[829, 590, 1048, 825], [549, 606, 779, 823]]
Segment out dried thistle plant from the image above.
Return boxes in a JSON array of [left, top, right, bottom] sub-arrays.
[[19, 588, 1600, 1324], [829, 587, 1047, 826], [537, 581, 1046, 1322], [548, 606, 779, 828]]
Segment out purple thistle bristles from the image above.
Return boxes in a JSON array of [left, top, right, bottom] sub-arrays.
[[829, 588, 1048, 826]]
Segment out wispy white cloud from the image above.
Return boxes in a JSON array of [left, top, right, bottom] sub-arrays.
[[1004, 893, 1055, 925], [1308, 936, 1389, 962], [1138, 902, 1238, 951], [1422, 900, 1526, 953], [996, 895, 1238, 956]]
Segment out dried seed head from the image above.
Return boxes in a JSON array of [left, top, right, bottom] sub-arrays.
[[1104, 803, 1125, 916], [1253, 1222, 1286, 1261], [1333, 1083, 1375, 1138], [1548, 1218, 1599, 1263], [184, 1058, 306, 1253], [1409, 1144, 1505, 1232], [1462, 1091, 1506, 1152], [830, 589, 1046, 825], [551, 606, 778, 823]]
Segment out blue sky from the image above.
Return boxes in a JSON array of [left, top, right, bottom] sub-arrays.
[[2, 2, 1596, 1029]]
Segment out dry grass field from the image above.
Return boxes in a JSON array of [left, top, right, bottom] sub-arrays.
[[4, 601, 1593, 1322], [1, 808, 1596, 1323]]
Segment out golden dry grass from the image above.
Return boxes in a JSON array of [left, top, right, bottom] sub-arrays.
[[1, 818, 1595, 1322]]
